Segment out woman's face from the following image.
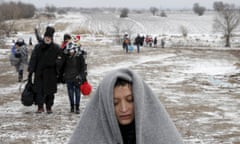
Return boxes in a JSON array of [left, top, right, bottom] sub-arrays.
[[114, 84, 134, 125]]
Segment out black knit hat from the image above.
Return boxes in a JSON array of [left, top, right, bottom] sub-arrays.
[[44, 26, 55, 38]]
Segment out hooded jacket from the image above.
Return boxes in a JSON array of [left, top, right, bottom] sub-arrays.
[[68, 68, 183, 144], [9, 44, 28, 66]]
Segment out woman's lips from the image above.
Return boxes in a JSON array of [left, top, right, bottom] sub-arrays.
[[119, 114, 131, 120]]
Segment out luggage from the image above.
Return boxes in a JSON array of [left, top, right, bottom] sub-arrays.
[[21, 80, 36, 106]]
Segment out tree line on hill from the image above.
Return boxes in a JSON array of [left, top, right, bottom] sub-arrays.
[[0, 1, 36, 39], [0, 1, 239, 47]]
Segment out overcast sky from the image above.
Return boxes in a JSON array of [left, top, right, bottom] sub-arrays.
[[2, 0, 240, 9]]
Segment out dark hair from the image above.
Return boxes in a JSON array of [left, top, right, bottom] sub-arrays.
[[114, 78, 132, 88], [64, 34, 71, 41]]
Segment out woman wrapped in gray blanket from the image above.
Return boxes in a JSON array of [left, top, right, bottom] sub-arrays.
[[68, 68, 183, 144]]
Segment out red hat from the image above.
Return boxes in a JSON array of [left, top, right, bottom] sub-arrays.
[[76, 35, 80, 40], [80, 81, 92, 96]]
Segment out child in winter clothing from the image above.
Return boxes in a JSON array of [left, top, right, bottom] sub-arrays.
[[9, 38, 28, 82]]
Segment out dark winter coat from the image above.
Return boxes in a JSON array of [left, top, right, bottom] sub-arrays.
[[154, 37, 157, 45], [28, 42, 63, 95], [63, 51, 86, 83], [134, 36, 142, 46]]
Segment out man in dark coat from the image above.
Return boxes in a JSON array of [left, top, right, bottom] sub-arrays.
[[154, 36, 158, 48], [28, 26, 64, 114], [134, 34, 141, 53]]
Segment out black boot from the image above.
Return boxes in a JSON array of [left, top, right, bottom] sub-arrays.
[[70, 104, 74, 113], [75, 104, 80, 114], [36, 105, 44, 113], [46, 106, 53, 114]]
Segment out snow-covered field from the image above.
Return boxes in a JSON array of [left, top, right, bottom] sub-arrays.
[[0, 10, 240, 144]]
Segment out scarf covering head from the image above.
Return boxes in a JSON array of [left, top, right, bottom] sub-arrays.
[[68, 68, 183, 144]]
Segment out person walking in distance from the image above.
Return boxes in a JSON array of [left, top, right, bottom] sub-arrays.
[[9, 38, 28, 82], [161, 38, 165, 48], [122, 32, 131, 53], [154, 36, 158, 48], [134, 34, 142, 53]]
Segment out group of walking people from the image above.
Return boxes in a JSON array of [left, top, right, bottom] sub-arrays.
[[122, 33, 165, 54], [10, 26, 87, 114], [122, 33, 144, 53], [9, 27, 183, 143]]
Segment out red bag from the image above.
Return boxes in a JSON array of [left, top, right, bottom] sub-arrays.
[[80, 81, 92, 96]]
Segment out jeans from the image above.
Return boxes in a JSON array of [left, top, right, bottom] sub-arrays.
[[66, 81, 81, 106]]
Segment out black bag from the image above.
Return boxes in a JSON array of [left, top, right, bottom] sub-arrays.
[[21, 80, 36, 106]]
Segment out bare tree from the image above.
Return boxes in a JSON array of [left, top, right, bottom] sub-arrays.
[[213, 1, 224, 11], [112, 20, 122, 44], [0, 2, 35, 20], [160, 10, 167, 17], [213, 3, 240, 47], [180, 25, 188, 37], [120, 8, 129, 18], [193, 3, 206, 16], [150, 7, 158, 16], [112, 18, 135, 44], [45, 5, 57, 13], [0, 13, 5, 44], [0, 1, 36, 38]]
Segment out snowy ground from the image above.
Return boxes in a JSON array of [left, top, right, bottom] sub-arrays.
[[0, 10, 240, 144]]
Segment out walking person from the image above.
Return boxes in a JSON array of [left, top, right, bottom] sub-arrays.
[[28, 26, 64, 114], [134, 34, 141, 53], [68, 68, 183, 144], [62, 42, 87, 114], [122, 33, 131, 53], [161, 38, 165, 48], [148, 36, 153, 47], [61, 33, 72, 49], [9, 38, 28, 82], [154, 36, 158, 48]]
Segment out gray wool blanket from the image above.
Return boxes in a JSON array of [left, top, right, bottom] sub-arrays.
[[68, 68, 183, 144]]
